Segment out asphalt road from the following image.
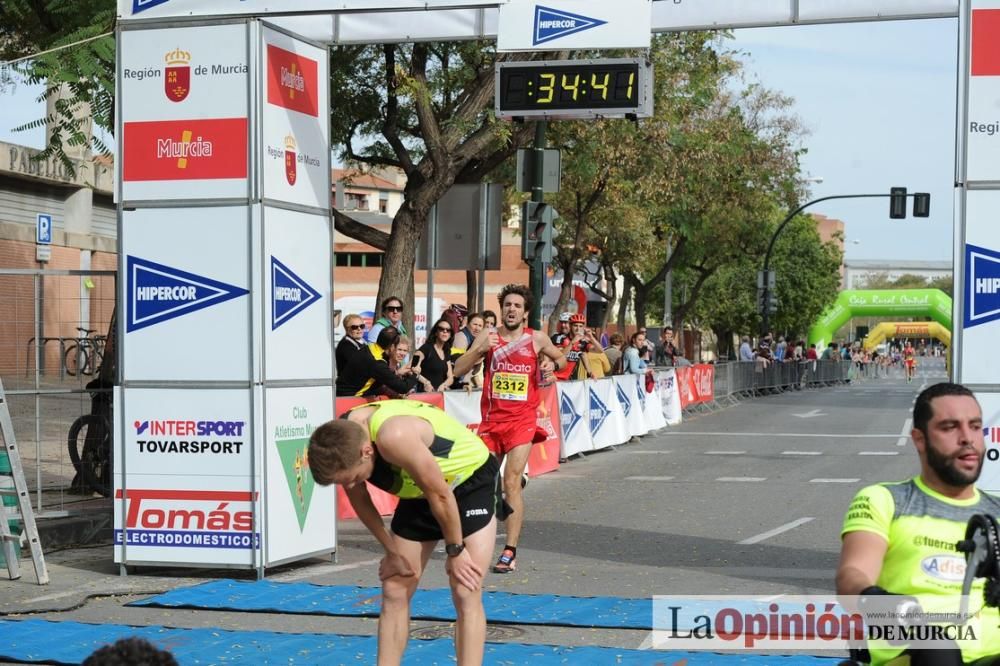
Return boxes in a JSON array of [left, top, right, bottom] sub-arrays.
[[0, 358, 950, 658]]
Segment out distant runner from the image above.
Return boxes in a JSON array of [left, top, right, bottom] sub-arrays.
[[903, 342, 917, 383]]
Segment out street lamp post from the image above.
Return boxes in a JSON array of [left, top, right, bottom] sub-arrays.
[[759, 191, 924, 336]]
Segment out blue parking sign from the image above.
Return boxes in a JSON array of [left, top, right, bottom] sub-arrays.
[[36, 214, 52, 244]]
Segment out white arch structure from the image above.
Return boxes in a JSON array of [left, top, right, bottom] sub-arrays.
[[115, 0, 998, 574]]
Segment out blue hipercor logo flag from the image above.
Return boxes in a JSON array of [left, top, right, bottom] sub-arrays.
[[964, 243, 1000, 329], [533, 5, 607, 45], [127, 256, 248, 332], [616, 381, 632, 417], [271, 256, 322, 330], [589, 387, 610, 434], [132, 0, 171, 14], [560, 390, 583, 438]]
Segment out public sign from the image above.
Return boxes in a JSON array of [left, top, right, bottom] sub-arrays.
[[964, 243, 1000, 329], [498, 0, 651, 51], [119, 24, 249, 201], [36, 213, 52, 244], [967, 5, 1000, 181], [261, 26, 330, 209], [960, 189, 1000, 383]]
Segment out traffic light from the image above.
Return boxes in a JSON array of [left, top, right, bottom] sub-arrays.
[[913, 193, 931, 218], [767, 291, 779, 315], [521, 201, 558, 263], [889, 187, 907, 219]]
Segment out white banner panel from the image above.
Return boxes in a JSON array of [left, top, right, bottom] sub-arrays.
[[120, 0, 506, 21], [589, 378, 628, 450], [959, 190, 1000, 383], [978, 392, 1000, 492], [967, 2, 1000, 182], [656, 369, 683, 426], [119, 24, 250, 201], [264, 207, 332, 381], [614, 375, 648, 438], [498, 0, 650, 51], [557, 380, 592, 457], [114, 472, 260, 566], [260, 26, 330, 210], [443, 390, 482, 429], [264, 385, 336, 565], [120, 387, 253, 477], [643, 382, 668, 431], [122, 206, 251, 381], [333, 9, 497, 44]]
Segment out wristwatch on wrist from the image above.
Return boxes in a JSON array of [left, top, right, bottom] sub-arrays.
[[445, 542, 465, 557]]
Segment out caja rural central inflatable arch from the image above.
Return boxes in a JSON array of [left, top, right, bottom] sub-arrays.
[[806, 289, 952, 350]]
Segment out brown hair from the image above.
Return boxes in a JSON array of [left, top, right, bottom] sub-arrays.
[[498, 283, 533, 315], [308, 419, 368, 486]]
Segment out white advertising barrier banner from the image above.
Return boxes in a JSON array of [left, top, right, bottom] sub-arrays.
[[959, 190, 1000, 384], [119, 0, 506, 21], [557, 380, 592, 458], [589, 378, 628, 450], [976, 392, 1000, 492], [122, 206, 251, 382], [643, 380, 668, 431], [614, 375, 649, 438], [263, 385, 336, 565], [497, 0, 651, 51], [114, 472, 261, 567], [442, 390, 482, 429], [119, 24, 250, 201], [260, 26, 330, 210], [657, 368, 683, 426], [120, 387, 253, 477], [264, 207, 332, 381]]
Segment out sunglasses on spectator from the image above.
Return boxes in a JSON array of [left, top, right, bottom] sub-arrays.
[[436, 326, 452, 333], [385, 305, 403, 312], [348, 324, 365, 330]]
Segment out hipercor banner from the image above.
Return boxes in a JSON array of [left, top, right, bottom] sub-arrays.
[[657, 368, 682, 426], [960, 190, 1000, 383], [119, 0, 505, 20], [263, 385, 335, 564], [261, 27, 330, 209], [121, 206, 251, 382], [643, 380, 667, 431], [498, 0, 651, 51], [557, 380, 592, 458], [590, 378, 628, 450], [615, 374, 649, 438], [119, 24, 249, 201]]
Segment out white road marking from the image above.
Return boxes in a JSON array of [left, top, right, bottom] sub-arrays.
[[859, 451, 899, 456], [738, 517, 815, 545], [625, 475, 675, 481], [22, 588, 90, 604], [624, 450, 671, 455], [810, 478, 860, 483], [704, 450, 746, 455], [272, 557, 380, 582], [792, 409, 826, 418], [716, 476, 766, 482], [898, 418, 913, 446], [782, 451, 822, 456], [671, 432, 897, 438]]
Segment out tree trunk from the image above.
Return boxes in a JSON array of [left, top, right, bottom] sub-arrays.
[[617, 276, 633, 332], [634, 282, 648, 329], [466, 270, 478, 312], [378, 205, 429, 336]]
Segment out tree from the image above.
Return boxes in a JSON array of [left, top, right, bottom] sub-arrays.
[[329, 44, 558, 329]]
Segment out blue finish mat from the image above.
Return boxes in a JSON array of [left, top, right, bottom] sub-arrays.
[[0, 619, 842, 665], [131, 579, 656, 629]]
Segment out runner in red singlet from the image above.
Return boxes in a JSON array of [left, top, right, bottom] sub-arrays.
[[453, 284, 566, 574]]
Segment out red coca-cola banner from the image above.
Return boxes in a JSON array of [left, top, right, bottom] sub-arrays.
[[676, 364, 716, 408]]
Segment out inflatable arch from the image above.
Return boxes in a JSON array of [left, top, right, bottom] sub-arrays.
[[861, 321, 951, 352], [806, 289, 952, 350]]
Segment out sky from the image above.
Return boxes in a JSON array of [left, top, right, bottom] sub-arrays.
[[0, 17, 959, 264]]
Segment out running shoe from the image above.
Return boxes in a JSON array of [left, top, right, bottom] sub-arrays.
[[492, 548, 516, 574]]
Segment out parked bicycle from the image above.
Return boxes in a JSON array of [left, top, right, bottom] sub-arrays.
[[67, 376, 112, 497], [63, 327, 107, 377]]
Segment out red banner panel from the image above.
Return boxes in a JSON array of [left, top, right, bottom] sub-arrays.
[[972, 9, 1000, 77], [266, 44, 319, 117], [676, 364, 715, 408], [123, 118, 248, 181]]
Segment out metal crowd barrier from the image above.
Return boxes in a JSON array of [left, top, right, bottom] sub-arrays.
[[710, 359, 850, 406]]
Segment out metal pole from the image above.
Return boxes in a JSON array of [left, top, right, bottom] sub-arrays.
[[760, 193, 903, 336], [425, 205, 436, 343], [529, 121, 546, 330], [663, 233, 672, 327]]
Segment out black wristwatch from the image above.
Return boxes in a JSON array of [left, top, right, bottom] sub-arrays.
[[445, 542, 465, 557]]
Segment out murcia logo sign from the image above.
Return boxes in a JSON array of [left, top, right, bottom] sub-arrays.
[[267, 44, 319, 117], [533, 5, 607, 46], [127, 256, 248, 332], [271, 256, 322, 330], [164, 48, 190, 102], [964, 243, 1000, 328], [284, 134, 297, 185]]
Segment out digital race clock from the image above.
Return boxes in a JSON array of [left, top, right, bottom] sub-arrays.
[[495, 57, 653, 120]]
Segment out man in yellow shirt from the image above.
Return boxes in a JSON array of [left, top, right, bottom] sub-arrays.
[[836, 382, 1000, 665]]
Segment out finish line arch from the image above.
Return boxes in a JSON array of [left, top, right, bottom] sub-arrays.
[[806, 289, 952, 350], [861, 321, 951, 352]]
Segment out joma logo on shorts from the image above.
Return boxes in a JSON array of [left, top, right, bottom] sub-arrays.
[[464, 508, 489, 517]]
